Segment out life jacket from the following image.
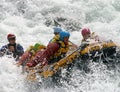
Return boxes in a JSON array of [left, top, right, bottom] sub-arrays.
[[49, 34, 60, 43], [49, 35, 69, 63], [54, 41, 69, 57], [24, 44, 46, 63], [27, 43, 46, 56]]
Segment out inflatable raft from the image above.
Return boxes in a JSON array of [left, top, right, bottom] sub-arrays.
[[80, 41, 116, 60], [26, 41, 117, 81]]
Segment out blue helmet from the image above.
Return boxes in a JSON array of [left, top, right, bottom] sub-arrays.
[[59, 31, 70, 41], [53, 27, 62, 33]]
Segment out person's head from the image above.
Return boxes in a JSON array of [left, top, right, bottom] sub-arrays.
[[59, 31, 70, 44], [81, 28, 91, 40], [33, 43, 46, 51], [7, 34, 16, 44], [53, 27, 62, 35]]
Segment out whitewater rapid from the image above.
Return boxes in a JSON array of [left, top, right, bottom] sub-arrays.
[[0, 0, 120, 92]]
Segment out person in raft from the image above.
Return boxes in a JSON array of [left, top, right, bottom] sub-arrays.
[[26, 31, 71, 68], [81, 28, 102, 45], [16, 43, 46, 67], [50, 26, 78, 48]]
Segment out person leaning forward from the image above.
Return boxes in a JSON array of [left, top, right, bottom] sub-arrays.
[[26, 31, 70, 68]]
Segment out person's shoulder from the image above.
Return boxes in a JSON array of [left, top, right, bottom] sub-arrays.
[[53, 34, 60, 40], [54, 34, 60, 39], [16, 43, 24, 49], [81, 38, 86, 43], [47, 42, 60, 48], [0, 44, 8, 52], [16, 43, 23, 47], [1, 44, 8, 48], [50, 34, 60, 43]]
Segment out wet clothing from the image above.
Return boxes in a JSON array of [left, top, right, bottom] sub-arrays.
[[81, 32, 100, 45], [0, 43, 24, 61], [81, 32, 107, 50], [17, 43, 46, 66], [49, 34, 60, 43], [27, 39, 69, 67]]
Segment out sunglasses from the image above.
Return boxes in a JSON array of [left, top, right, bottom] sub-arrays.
[[8, 37, 15, 41]]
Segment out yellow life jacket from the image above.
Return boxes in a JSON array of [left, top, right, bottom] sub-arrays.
[[27, 43, 46, 56], [50, 35, 69, 59], [50, 34, 60, 43]]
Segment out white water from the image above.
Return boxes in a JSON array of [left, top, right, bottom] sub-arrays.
[[0, 0, 120, 92]]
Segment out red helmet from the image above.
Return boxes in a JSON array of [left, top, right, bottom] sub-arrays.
[[7, 34, 16, 40], [81, 28, 91, 36]]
